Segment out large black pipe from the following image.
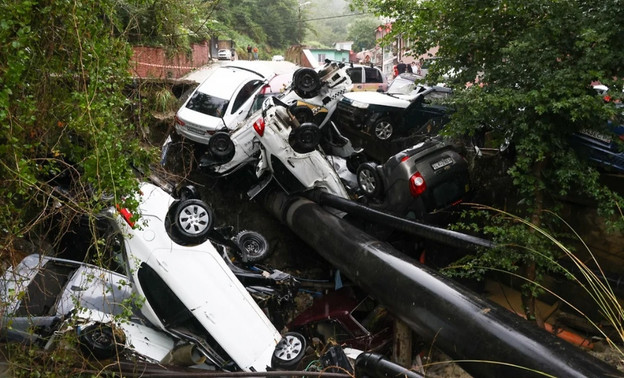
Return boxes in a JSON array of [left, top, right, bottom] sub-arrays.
[[264, 191, 622, 378], [304, 190, 493, 252]]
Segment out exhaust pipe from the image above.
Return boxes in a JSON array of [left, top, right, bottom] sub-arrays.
[[264, 191, 621, 378]]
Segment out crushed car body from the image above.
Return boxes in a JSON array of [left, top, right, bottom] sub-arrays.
[[110, 182, 304, 372], [0, 254, 178, 364]]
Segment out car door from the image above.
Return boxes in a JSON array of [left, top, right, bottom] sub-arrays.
[[405, 91, 449, 137], [224, 79, 265, 131]]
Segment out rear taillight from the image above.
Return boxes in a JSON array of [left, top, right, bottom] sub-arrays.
[[174, 115, 185, 126], [116, 205, 135, 228], [253, 118, 265, 136], [409, 172, 427, 197]]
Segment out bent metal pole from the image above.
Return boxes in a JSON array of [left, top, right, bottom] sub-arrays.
[[263, 191, 621, 378]]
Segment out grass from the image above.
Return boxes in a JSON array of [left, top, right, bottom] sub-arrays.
[[449, 204, 624, 357]]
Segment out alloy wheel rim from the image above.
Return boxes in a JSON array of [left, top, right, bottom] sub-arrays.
[[178, 204, 209, 234], [359, 170, 376, 194], [375, 121, 393, 140], [274, 334, 303, 361]]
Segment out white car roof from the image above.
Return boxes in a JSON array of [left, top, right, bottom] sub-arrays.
[[195, 66, 263, 99]]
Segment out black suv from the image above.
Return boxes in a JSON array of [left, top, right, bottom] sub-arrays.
[[356, 137, 470, 220]]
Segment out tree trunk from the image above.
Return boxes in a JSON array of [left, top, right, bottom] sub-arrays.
[[522, 159, 546, 328]]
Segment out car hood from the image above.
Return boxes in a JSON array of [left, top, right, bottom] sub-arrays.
[[58, 264, 132, 317], [342, 91, 410, 109]]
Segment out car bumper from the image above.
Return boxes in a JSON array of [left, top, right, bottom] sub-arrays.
[[175, 124, 214, 145]]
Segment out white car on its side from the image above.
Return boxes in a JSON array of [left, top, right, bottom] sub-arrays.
[[0, 254, 180, 364], [111, 182, 306, 372]]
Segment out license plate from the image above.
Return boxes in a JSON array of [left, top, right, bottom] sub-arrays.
[[431, 157, 454, 170], [186, 125, 204, 135]]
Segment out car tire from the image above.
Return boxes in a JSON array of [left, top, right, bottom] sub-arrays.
[[175, 184, 200, 200], [289, 123, 321, 154], [208, 132, 235, 163], [293, 68, 321, 99], [290, 105, 314, 124], [271, 332, 307, 370], [78, 323, 123, 360], [346, 152, 368, 174], [166, 199, 214, 246], [234, 230, 270, 263], [357, 162, 383, 198], [373, 117, 394, 140]]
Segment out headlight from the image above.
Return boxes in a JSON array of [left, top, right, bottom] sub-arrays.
[[351, 100, 369, 109]]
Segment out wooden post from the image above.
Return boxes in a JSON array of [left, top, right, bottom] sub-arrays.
[[392, 318, 413, 367]]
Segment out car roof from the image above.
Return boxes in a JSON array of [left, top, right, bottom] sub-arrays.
[[349, 63, 381, 70], [195, 66, 264, 99]]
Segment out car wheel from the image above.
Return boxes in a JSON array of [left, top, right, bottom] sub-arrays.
[[289, 123, 321, 154], [293, 68, 321, 99], [166, 199, 214, 245], [346, 152, 368, 174], [357, 162, 382, 198], [290, 105, 314, 124], [208, 132, 235, 163], [272, 332, 307, 370], [234, 230, 270, 263], [78, 323, 123, 360], [373, 118, 394, 140], [175, 184, 200, 200]]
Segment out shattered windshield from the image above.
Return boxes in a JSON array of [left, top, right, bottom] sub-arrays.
[[186, 92, 229, 118], [388, 77, 416, 95]]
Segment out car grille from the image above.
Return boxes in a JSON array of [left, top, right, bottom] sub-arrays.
[[335, 101, 365, 128]]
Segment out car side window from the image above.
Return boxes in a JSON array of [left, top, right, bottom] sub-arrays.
[[231, 80, 264, 114], [137, 262, 194, 327], [364, 67, 383, 84], [346, 68, 363, 84]]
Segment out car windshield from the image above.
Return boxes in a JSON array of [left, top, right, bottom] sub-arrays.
[[388, 76, 418, 95], [186, 92, 229, 118], [15, 261, 77, 316], [422, 88, 451, 103]]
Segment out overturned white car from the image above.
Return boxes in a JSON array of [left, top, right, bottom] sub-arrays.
[[111, 182, 305, 372]]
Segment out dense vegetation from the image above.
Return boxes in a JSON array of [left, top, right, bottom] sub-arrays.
[[0, 0, 152, 261]]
